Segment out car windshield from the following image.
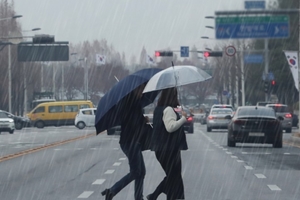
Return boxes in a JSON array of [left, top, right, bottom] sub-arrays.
[[238, 108, 275, 117], [0, 112, 8, 118], [268, 105, 289, 113], [211, 109, 232, 115]]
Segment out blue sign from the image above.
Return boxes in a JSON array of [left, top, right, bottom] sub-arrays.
[[180, 46, 189, 57], [262, 72, 275, 81], [244, 54, 264, 63], [215, 16, 289, 39], [245, 1, 265, 10]]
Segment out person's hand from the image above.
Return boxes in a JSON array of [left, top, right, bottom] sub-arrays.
[[182, 111, 187, 118]]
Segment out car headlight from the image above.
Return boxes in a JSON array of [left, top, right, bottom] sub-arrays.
[[9, 119, 14, 123]]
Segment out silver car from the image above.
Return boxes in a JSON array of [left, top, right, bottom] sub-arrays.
[[0, 111, 15, 134], [206, 108, 233, 132], [265, 104, 292, 133]]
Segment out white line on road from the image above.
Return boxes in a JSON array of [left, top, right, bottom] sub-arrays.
[[92, 179, 106, 185], [113, 148, 119, 150], [255, 174, 266, 178], [231, 156, 238, 159], [78, 191, 94, 198], [119, 158, 126, 161], [113, 162, 121, 166], [284, 152, 291, 155], [105, 170, 115, 174], [244, 166, 253, 170], [268, 185, 281, 191], [226, 152, 232, 154], [237, 160, 244, 163]]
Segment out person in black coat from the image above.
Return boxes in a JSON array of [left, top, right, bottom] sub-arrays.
[[102, 83, 149, 200], [147, 87, 188, 200]]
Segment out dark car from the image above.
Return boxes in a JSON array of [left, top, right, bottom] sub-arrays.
[[0, 110, 31, 130], [174, 106, 194, 133], [227, 106, 283, 148], [292, 113, 298, 127]]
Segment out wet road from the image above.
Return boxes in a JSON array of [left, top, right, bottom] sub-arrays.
[[0, 124, 299, 200]]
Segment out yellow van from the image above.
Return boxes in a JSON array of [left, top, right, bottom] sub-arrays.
[[27, 100, 94, 128]]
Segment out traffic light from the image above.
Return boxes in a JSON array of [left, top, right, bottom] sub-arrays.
[[264, 81, 269, 93], [203, 51, 223, 57], [155, 51, 173, 57], [271, 80, 276, 86]]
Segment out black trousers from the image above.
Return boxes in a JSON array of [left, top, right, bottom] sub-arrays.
[[152, 150, 184, 200]]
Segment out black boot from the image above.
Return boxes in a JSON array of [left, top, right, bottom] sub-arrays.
[[101, 189, 114, 200]]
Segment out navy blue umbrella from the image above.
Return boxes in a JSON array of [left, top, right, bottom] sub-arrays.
[[95, 68, 162, 135]]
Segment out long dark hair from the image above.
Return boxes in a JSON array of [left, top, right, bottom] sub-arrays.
[[157, 87, 180, 107]]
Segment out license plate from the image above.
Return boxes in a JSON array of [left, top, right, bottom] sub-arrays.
[[249, 132, 264, 137]]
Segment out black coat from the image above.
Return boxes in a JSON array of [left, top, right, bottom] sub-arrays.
[[118, 95, 147, 145], [150, 106, 188, 152]]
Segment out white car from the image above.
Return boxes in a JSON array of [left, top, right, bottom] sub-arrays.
[[0, 111, 15, 134], [75, 108, 97, 129]]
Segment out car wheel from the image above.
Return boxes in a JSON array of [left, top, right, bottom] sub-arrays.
[[76, 122, 86, 129], [36, 121, 45, 129], [273, 131, 283, 148], [285, 128, 292, 133], [187, 125, 194, 133], [207, 126, 212, 132], [9, 130, 14, 134], [227, 138, 236, 147], [15, 121, 23, 130], [107, 128, 115, 135]]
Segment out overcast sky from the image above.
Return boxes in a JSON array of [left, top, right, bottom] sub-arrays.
[[13, 0, 272, 59]]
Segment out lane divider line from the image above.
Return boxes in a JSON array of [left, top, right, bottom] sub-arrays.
[[92, 179, 106, 185], [0, 133, 95, 163], [77, 191, 94, 198]]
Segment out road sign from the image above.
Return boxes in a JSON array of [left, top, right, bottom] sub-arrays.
[[244, 54, 264, 63], [225, 46, 236, 56], [180, 46, 189, 57], [245, 1, 266, 10], [215, 15, 289, 39], [262, 72, 275, 81]]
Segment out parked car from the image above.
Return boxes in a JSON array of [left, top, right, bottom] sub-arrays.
[[174, 106, 194, 133], [227, 106, 283, 148], [206, 108, 233, 132], [0, 111, 15, 134], [0, 110, 31, 130], [265, 104, 292, 133]]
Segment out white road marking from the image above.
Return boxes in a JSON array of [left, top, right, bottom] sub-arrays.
[[268, 185, 281, 191], [105, 170, 115, 174], [231, 156, 238, 159], [244, 166, 253, 170], [242, 152, 271, 155], [78, 191, 94, 198], [119, 158, 126, 161], [284, 152, 291, 155], [92, 179, 105, 185], [226, 152, 232, 154], [255, 174, 266, 178], [113, 148, 119, 150], [113, 162, 121, 166], [237, 160, 244, 163]]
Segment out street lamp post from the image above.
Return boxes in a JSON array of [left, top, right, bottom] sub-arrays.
[[0, 15, 23, 113], [79, 57, 88, 100]]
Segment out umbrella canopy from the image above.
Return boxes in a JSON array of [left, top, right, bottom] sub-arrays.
[[143, 65, 212, 93], [95, 68, 162, 134]]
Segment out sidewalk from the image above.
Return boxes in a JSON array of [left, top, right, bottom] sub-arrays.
[[284, 131, 300, 147]]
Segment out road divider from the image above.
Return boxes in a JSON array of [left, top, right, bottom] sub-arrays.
[[0, 133, 95, 163]]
